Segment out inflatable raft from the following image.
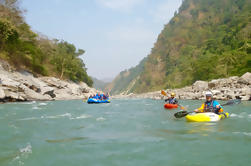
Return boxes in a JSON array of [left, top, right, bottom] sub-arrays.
[[87, 98, 110, 104], [164, 104, 178, 109], [185, 112, 229, 122]]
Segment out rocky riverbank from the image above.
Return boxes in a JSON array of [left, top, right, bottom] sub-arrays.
[[0, 60, 98, 103], [112, 72, 251, 101]]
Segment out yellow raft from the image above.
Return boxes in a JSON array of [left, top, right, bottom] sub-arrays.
[[185, 112, 229, 122]]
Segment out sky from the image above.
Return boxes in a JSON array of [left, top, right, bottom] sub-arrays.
[[20, 0, 182, 80]]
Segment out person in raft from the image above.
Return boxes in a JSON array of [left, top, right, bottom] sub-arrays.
[[194, 91, 223, 114], [103, 93, 109, 100], [165, 92, 178, 104]]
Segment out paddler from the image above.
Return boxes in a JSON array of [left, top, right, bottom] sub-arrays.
[[165, 92, 178, 104], [194, 91, 223, 114]]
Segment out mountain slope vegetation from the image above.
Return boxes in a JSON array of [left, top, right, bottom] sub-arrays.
[[0, 0, 93, 86], [107, 0, 251, 94]]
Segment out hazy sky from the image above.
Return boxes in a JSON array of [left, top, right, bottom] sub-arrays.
[[21, 0, 182, 80]]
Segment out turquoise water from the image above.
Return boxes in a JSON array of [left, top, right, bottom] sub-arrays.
[[0, 99, 250, 166]]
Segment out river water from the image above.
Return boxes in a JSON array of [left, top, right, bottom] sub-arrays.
[[0, 99, 250, 166]]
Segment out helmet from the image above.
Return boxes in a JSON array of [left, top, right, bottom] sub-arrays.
[[171, 92, 175, 97], [205, 91, 213, 97]]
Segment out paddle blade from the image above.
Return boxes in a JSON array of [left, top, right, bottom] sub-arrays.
[[174, 111, 190, 118], [161, 90, 167, 96], [222, 99, 241, 106]]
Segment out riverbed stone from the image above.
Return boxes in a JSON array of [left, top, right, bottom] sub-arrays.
[[0, 87, 5, 99], [192, 81, 208, 91], [238, 72, 251, 85]]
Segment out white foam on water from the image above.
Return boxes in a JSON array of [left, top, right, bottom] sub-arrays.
[[104, 112, 117, 115], [18, 117, 40, 121], [9, 124, 17, 129], [12, 143, 32, 164], [44, 115, 59, 119], [233, 132, 251, 136], [13, 156, 20, 161], [32, 106, 41, 110], [38, 103, 47, 106], [230, 113, 244, 118], [45, 113, 72, 119], [243, 132, 251, 136], [19, 143, 32, 154], [96, 117, 106, 121], [72, 114, 92, 120], [70, 114, 92, 120], [58, 113, 72, 117], [20, 101, 36, 105]]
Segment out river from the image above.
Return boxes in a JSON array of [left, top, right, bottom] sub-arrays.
[[0, 99, 250, 166]]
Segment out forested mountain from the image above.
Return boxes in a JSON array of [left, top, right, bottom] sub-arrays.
[[0, 0, 93, 86], [105, 58, 147, 95], [107, 0, 251, 94]]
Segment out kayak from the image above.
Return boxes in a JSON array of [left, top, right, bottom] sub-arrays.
[[87, 98, 110, 104], [185, 112, 229, 122], [164, 104, 178, 109]]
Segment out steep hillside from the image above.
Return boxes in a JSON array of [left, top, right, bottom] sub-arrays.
[[109, 0, 251, 94], [0, 0, 93, 86], [105, 58, 147, 95]]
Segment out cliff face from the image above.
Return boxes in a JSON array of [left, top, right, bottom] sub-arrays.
[[108, 0, 251, 95]]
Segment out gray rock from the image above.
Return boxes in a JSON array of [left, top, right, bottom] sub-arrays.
[[240, 95, 251, 101], [0, 87, 5, 99], [238, 72, 251, 85], [192, 81, 208, 91]]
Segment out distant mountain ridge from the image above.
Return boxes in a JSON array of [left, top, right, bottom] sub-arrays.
[[92, 77, 110, 91], [107, 0, 251, 95]]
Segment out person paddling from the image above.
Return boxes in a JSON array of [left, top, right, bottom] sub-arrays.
[[194, 91, 223, 114], [165, 92, 178, 104]]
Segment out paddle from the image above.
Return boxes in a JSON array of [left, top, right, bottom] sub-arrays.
[[174, 111, 193, 118], [221, 99, 241, 106], [174, 99, 241, 118], [161, 90, 186, 110], [161, 90, 167, 96]]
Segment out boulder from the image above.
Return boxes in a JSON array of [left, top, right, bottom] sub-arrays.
[[3, 89, 26, 101], [211, 90, 221, 95], [0, 87, 5, 99], [192, 81, 208, 91], [23, 86, 52, 101], [0, 74, 20, 88], [238, 72, 251, 85], [42, 87, 56, 98], [39, 77, 68, 89], [240, 95, 251, 101], [208, 79, 221, 89]]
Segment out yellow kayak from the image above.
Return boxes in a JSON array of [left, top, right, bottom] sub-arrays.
[[186, 112, 229, 122]]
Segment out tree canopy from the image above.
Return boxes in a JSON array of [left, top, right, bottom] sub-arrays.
[[0, 0, 93, 86]]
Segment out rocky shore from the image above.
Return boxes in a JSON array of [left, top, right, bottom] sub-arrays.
[[0, 60, 98, 103], [112, 72, 251, 101]]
